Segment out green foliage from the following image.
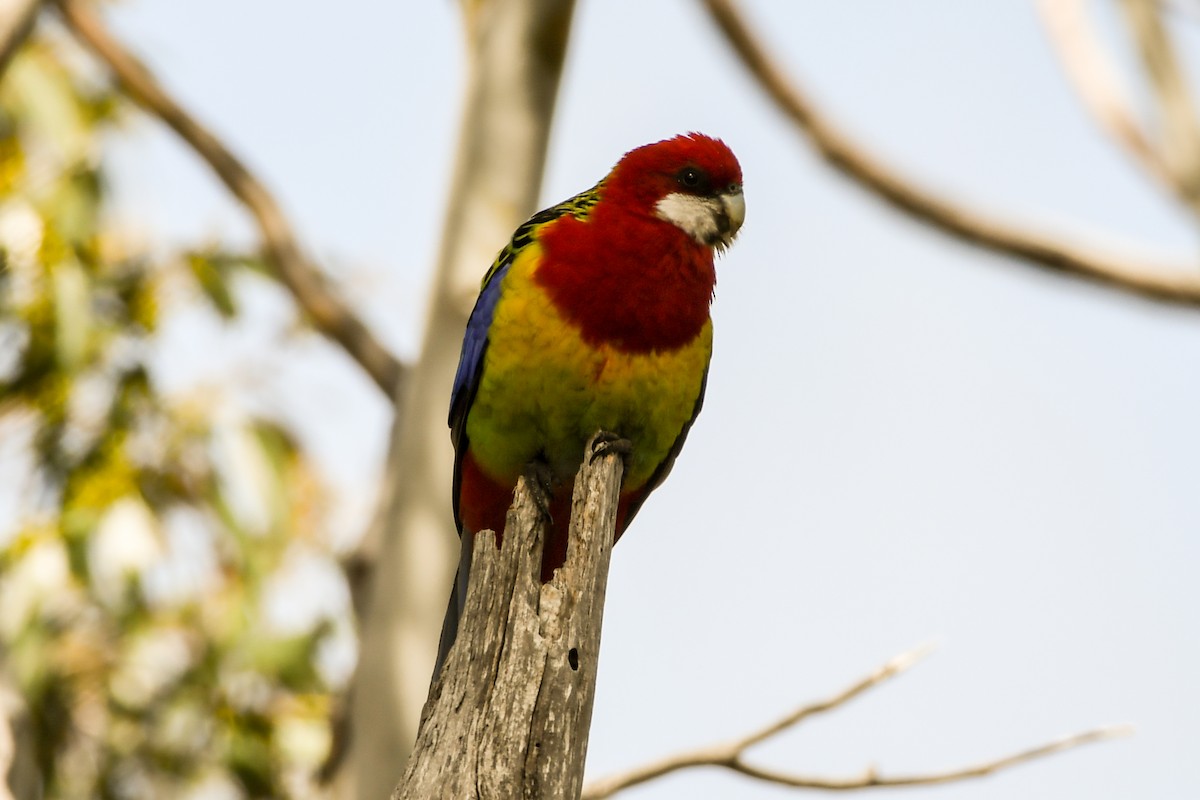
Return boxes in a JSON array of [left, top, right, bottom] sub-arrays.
[[1, 36, 342, 800]]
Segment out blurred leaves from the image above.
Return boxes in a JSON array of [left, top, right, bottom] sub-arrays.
[[185, 250, 268, 320], [1, 33, 344, 800]]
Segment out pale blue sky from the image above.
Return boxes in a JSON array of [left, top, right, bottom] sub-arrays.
[[98, 2, 1200, 798]]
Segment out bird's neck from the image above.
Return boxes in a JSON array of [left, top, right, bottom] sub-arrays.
[[534, 207, 716, 354]]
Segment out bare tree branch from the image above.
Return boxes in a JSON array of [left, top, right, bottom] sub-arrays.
[[0, 0, 41, 76], [53, 0, 404, 396], [728, 727, 1131, 791], [1120, 0, 1200, 213], [394, 433, 623, 799], [701, 0, 1200, 308], [582, 645, 1131, 799]]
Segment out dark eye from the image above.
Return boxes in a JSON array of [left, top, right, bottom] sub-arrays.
[[677, 167, 703, 189]]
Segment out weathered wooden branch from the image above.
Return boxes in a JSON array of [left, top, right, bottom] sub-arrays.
[[392, 433, 624, 799], [54, 0, 405, 396]]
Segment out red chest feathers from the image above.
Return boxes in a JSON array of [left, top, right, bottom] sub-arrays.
[[533, 211, 716, 354]]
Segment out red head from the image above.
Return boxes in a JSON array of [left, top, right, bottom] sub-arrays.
[[602, 133, 745, 249], [534, 133, 744, 352]]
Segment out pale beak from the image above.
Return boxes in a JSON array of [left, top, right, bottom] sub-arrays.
[[715, 188, 745, 247]]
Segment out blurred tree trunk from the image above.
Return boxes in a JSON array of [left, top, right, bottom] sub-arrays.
[[344, 1, 577, 798]]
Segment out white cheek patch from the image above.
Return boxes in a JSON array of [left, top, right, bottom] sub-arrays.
[[654, 192, 722, 245]]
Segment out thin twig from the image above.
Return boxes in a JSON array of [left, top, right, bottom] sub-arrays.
[[581, 646, 1132, 798], [701, 0, 1200, 307], [726, 726, 1131, 790], [54, 0, 404, 396], [581, 645, 932, 798], [737, 643, 935, 750], [1120, 0, 1200, 215], [1035, 0, 1170, 186]]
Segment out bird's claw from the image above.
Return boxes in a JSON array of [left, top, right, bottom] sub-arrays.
[[590, 431, 633, 464]]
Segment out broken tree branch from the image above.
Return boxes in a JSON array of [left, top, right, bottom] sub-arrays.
[[54, 0, 404, 396], [701, 0, 1200, 307], [582, 645, 1131, 798], [393, 433, 624, 799]]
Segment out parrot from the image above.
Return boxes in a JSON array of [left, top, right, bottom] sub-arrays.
[[435, 132, 744, 677]]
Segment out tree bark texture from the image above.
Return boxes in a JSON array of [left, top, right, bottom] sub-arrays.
[[392, 435, 623, 800]]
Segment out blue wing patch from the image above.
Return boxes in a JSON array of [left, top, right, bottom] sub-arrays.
[[446, 181, 607, 534], [448, 261, 510, 446], [447, 260, 509, 536]]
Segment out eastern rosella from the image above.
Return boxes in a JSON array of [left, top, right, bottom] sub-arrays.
[[436, 133, 745, 674]]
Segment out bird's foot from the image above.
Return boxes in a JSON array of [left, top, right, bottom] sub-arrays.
[[590, 431, 633, 464], [523, 459, 555, 524]]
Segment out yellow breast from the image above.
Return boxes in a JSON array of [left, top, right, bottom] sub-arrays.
[[465, 243, 712, 490]]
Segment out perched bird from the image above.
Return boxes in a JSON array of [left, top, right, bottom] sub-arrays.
[[436, 133, 744, 675]]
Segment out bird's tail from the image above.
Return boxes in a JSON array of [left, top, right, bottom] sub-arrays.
[[430, 529, 473, 688]]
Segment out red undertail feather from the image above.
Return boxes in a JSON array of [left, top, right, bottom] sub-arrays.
[[460, 450, 635, 582]]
